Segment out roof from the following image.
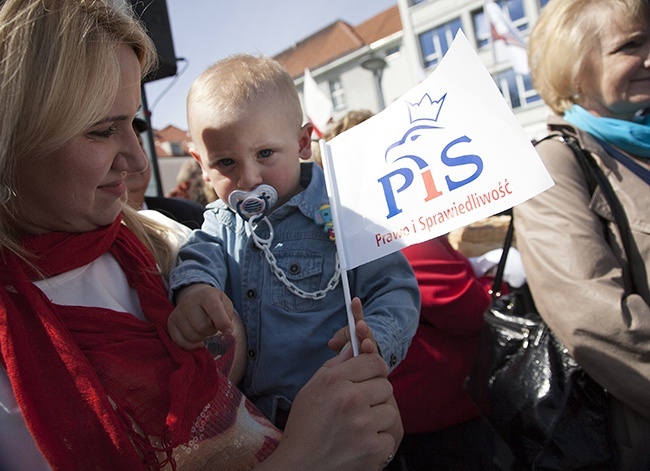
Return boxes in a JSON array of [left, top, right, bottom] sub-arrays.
[[153, 125, 192, 157], [274, 4, 401, 79], [356, 5, 401, 44], [155, 125, 190, 143]]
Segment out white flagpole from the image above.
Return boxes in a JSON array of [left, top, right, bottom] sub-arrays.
[[320, 139, 359, 357]]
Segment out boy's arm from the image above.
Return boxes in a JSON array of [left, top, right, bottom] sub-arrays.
[[349, 250, 420, 371], [168, 211, 234, 350], [168, 283, 234, 350], [168, 211, 230, 296]]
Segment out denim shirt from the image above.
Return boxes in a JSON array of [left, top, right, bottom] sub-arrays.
[[169, 163, 419, 423]]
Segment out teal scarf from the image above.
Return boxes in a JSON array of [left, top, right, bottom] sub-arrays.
[[564, 105, 650, 158]]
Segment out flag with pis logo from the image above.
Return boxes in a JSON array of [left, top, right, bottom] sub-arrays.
[[302, 68, 334, 138], [321, 31, 553, 270], [484, 0, 530, 75]]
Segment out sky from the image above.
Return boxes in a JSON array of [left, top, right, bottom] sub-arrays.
[[143, 0, 397, 131]]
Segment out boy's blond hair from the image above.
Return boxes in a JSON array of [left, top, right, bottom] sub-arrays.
[[187, 54, 303, 133]]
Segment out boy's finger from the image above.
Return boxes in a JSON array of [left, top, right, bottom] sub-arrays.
[[204, 292, 234, 334], [350, 297, 364, 323]]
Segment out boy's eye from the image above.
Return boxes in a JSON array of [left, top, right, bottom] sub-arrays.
[[259, 149, 274, 158], [215, 158, 234, 168]]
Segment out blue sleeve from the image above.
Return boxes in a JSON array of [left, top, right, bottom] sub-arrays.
[[350, 250, 420, 371], [168, 209, 229, 298]]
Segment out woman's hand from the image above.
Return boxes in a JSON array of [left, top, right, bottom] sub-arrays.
[[257, 296, 402, 470], [258, 349, 401, 471]]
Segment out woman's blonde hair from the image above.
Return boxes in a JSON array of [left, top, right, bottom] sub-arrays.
[[0, 0, 177, 274], [528, 0, 649, 115]]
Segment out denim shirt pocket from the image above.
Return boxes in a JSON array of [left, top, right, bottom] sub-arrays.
[[271, 249, 324, 312]]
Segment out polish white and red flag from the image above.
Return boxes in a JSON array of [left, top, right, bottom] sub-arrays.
[[484, 0, 530, 75], [302, 68, 334, 138]]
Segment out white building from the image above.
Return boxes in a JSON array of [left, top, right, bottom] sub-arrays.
[[273, 0, 553, 140]]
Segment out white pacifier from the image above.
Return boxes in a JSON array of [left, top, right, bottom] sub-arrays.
[[227, 184, 278, 221]]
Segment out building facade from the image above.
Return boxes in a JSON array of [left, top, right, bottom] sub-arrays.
[[274, 0, 554, 140]]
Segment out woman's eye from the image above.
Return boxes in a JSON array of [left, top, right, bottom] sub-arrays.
[[89, 124, 118, 139], [614, 36, 645, 53], [259, 149, 274, 158]]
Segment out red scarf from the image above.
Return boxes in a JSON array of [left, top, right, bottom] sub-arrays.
[[0, 218, 220, 470]]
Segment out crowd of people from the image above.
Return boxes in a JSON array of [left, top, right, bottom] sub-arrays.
[[0, 0, 648, 469]]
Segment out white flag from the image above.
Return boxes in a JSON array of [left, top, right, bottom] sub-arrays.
[[302, 68, 334, 138], [321, 31, 552, 270], [484, 0, 530, 75]]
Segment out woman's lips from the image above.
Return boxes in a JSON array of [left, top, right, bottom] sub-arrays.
[[98, 179, 126, 197]]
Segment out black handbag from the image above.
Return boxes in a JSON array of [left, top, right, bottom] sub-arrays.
[[464, 135, 636, 470]]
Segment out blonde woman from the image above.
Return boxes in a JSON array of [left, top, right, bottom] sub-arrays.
[[0, 1, 401, 469]]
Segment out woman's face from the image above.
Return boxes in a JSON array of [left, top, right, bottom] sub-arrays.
[[14, 45, 147, 234], [578, 13, 650, 120]]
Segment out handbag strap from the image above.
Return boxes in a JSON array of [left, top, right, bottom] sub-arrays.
[[596, 138, 650, 187], [561, 135, 638, 297], [491, 133, 638, 297], [490, 209, 514, 298]]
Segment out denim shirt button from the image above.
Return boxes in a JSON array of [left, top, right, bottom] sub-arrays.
[[246, 289, 256, 299], [288, 263, 300, 275], [389, 354, 398, 367], [251, 243, 261, 252], [247, 348, 257, 359]]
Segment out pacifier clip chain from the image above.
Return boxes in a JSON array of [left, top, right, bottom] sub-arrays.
[[228, 185, 341, 300]]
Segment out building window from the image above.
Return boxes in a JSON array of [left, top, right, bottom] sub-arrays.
[[170, 142, 185, 156], [418, 18, 463, 68], [385, 45, 401, 59], [410, 0, 427, 5], [539, 0, 550, 7], [473, 0, 529, 50], [329, 77, 346, 111], [496, 68, 541, 110]]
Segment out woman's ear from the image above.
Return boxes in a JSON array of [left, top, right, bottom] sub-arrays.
[[298, 123, 314, 161]]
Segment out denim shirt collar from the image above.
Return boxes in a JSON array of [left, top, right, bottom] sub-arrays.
[[270, 162, 329, 223]]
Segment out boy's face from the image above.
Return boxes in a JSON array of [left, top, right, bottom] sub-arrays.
[[190, 94, 313, 212]]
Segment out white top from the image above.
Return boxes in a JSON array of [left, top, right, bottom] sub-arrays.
[[0, 211, 189, 469]]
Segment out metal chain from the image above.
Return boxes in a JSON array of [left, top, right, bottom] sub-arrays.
[[248, 215, 341, 300]]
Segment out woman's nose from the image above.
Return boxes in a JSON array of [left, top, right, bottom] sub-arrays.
[[125, 136, 149, 173], [114, 130, 149, 173]]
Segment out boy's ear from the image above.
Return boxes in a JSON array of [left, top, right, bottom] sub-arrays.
[[298, 123, 314, 161], [189, 147, 212, 182]]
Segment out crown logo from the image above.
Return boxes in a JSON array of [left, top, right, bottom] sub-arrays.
[[406, 93, 446, 124]]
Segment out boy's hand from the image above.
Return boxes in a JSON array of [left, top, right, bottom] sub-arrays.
[[328, 297, 378, 355], [168, 283, 234, 350]]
